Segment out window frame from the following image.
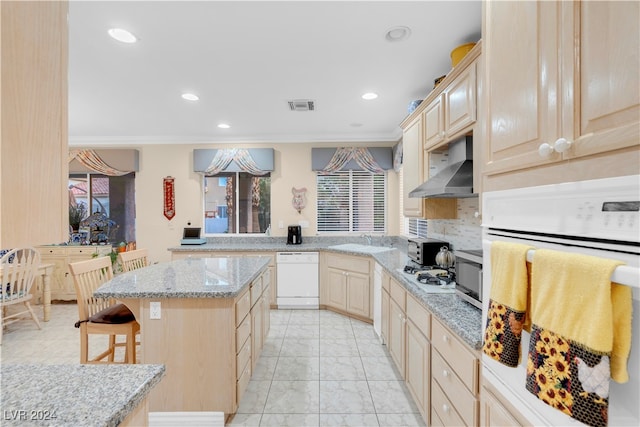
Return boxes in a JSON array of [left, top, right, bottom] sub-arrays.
[[316, 170, 387, 235], [202, 172, 271, 236]]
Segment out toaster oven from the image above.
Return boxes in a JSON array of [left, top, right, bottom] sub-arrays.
[[407, 238, 450, 266]]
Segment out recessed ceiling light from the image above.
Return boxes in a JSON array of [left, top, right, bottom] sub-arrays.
[[181, 93, 199, 101], [362, 92, 378, 100], [108, 28, 137, 44], [350, 123, 363, 128], [217, 123, 230, 129], [385, 26, 411, 42]]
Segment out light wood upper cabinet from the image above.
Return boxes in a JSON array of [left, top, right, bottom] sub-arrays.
[[423, 96, 445, 150], [444, 61, 477, 140], [482, 0, 639, 191], [0, 2, 68, 248], [401, 116, 458, 220], [424, 61, 478, 152], [402, 116, 424, 218]]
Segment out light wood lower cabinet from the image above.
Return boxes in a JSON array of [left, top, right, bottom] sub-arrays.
[[431, 317, 480, 426], [323, 253, 372, 320], [381, 275, 480, 427], [37, 245, 112, 300], [481, 379, 530, 427], [380, 272, 390, 345], [405, 299, 430, 422], [387, 279, 406, 376]]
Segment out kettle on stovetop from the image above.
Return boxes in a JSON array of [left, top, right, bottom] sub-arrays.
[[435, 246, 455, 268]]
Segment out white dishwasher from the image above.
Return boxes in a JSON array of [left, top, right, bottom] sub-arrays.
[[276, 252, 319, 309]]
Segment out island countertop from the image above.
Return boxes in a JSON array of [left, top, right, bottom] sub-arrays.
[[94, 256, 271, 299], [1, 364, 164, 427]]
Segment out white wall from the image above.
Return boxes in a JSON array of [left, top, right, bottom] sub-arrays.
[[133, 141, 399, 263]]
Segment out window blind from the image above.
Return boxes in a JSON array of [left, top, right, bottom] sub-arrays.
[[317, 171, 386, 233]]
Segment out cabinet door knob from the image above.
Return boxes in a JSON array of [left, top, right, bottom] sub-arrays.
[[538, 142, 554, 157], [442, 369, 449, 377], [442, 404, 450, 413], [553, 137, 572, 153], [442, 335, 449, 343]]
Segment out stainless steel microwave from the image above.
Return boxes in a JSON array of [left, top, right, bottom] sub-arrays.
[[454, 250, 483, 309]]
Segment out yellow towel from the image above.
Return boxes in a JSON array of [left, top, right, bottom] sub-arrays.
[[526, 249, 632, 426], [490, 241, 533, 314], [529, 249, 631, 382], [483, 241, 534, 367]]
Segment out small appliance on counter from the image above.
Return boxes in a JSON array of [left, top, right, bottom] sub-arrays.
[[454, 249, 482, 308], [287, 225, 302, 245], [180, 227, 206, 245], [407, 238, 450, 266]]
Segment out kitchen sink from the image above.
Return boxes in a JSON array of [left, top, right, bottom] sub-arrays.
[[328, 243, 395, 254]]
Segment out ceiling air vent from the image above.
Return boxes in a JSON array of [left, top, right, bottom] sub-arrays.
[[288, 99, 315, 111]]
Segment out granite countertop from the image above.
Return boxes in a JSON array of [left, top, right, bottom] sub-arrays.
[[94, 256, 271, 299], [168, 239, 483, 350], [0, 364, 164, 427]]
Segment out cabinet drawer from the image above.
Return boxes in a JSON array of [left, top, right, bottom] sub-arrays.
[[432, 318, 479, 394], [432, 349, 478, 426], [235, 288, 251, 326], [389, 279, 406, 311], [236, 360, 251, 404], [39, 247, 67, 256], [250, 278, 263, 307], [68, 247, 98, 256], [236, 315, 250, 353], [431, 406, 445, 427], [406, 294, 430, 339], [432, 380, 465, 427], [236, 339, 251, 378], [326, 253, 369, 274]]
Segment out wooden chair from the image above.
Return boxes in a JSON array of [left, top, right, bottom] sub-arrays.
[[0, 248, 41, 344], [68, 256, 139, 363], [117, 248, 149, 273]]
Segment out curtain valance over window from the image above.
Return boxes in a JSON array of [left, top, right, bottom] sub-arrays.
[[311, 147, 393, 173], [69, 149, 139, 175], [193, 148, 274, 175]]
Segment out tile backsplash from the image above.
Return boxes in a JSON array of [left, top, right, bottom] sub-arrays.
[[427, 197, 482, 250]]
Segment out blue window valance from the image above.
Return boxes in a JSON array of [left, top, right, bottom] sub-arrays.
[[311, 147, 393, 173], [193, 148, 274, 175]]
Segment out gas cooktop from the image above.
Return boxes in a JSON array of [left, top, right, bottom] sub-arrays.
[[397, 264, 456, 294]]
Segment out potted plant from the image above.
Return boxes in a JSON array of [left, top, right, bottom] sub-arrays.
[[69, 203, 88, 232]]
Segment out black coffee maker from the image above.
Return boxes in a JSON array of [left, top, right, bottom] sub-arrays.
[[287, 225, 302, 245]]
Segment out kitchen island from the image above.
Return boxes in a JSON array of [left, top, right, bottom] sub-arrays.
[[1, 364, 164, 427], [94, 256, 272, 418]]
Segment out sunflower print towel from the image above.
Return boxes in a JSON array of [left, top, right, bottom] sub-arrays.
[[483, 300, 526, 367], [526, 249, 631, 427], [482, 241, 533, 367], [526, 325, 612, 427]]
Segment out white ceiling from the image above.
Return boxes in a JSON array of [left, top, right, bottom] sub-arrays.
[[68, 1, 481, 146]]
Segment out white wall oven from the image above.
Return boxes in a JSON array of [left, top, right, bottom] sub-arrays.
[[482, 175, 639, 426]]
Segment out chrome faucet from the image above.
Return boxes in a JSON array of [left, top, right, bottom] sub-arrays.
[[361, 234, 372, 245]]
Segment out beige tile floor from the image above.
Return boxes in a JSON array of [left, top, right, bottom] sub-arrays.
[[1, 304, 425, 427]]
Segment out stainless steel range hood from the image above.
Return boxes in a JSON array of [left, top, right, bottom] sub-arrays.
[[409, 136, 475, 198]]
